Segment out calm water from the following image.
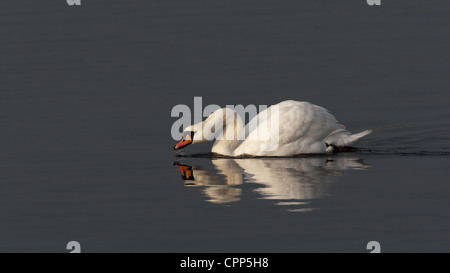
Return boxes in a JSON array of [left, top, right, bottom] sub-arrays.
[[1, 1, 450, 252]]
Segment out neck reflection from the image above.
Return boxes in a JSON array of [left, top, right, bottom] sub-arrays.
[[174, 156, 369, 212]]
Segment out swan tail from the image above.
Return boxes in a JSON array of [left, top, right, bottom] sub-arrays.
[[348, 129, 372, 143], [325, 129, 372, 147]]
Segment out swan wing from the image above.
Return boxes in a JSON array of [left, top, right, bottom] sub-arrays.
[[236, 101, 343, 155]]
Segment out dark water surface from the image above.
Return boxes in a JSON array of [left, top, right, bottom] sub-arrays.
[[1, 1, 450, 252]]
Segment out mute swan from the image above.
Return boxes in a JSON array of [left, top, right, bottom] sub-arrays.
[[173, 100, 371, 156]]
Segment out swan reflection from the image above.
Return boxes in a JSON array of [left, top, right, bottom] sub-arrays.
[[174, 157, 369, 211]]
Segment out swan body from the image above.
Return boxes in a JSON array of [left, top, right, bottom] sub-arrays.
[[174, 100, 371, 156]]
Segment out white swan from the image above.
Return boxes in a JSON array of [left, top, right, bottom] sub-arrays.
[[174, 100, 371, 156]]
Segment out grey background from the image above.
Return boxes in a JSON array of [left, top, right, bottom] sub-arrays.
[[1, 0, 449, 252]]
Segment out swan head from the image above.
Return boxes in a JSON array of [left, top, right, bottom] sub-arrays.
[[174, 130, 195, 150], [173, 124, 208, 150], [173, 109, 235, 150]]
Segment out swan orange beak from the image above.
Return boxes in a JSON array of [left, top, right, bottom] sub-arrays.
[[174, 136, 193, 150]]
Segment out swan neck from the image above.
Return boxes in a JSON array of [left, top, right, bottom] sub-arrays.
[[211, 108, 244, 156]]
